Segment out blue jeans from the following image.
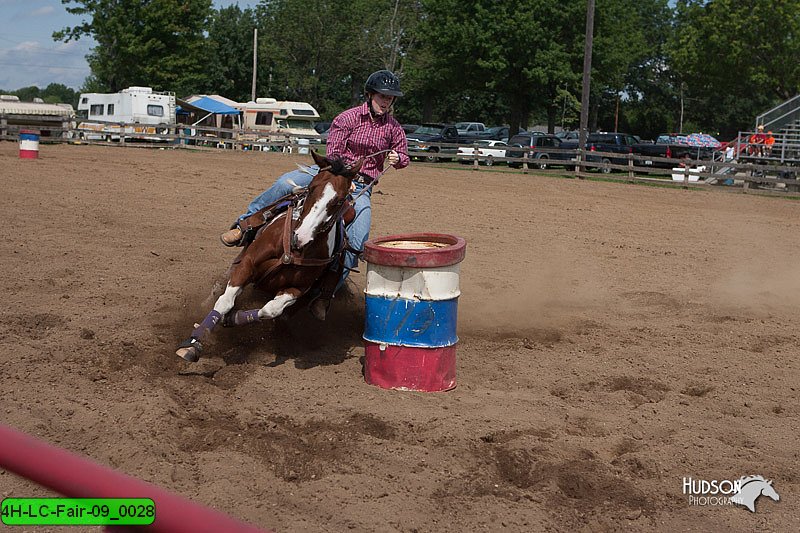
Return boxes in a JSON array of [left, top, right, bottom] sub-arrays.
[[240, 165, 371, 293]]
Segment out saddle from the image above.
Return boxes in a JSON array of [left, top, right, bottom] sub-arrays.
[[234, 192, 355, 248]]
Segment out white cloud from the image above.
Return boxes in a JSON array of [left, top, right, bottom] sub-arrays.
[[0, 38, 90, 89], [12, 40, 40, 52], [30, 6, 55, 17]]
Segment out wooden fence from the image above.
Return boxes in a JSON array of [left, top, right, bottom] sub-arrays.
[[2, 123, 799, 194]]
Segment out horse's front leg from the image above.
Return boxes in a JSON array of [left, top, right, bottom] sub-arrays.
[[223, 288, 302, 326], [176, 283, 243, 362]]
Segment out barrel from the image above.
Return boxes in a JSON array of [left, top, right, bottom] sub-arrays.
[[19, 130, 40, 159], [297, 138, 310, 155], [362, 233, 466, 392]]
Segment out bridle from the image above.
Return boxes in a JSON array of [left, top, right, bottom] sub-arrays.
[[316, 149, 396, 234], [276, 149, 402, 268], [251, 150, 406, 288]]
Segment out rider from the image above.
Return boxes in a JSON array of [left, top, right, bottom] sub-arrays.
[[220, 69, 410, 319]]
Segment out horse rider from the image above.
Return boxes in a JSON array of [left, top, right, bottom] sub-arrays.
[[220, 69, 410, 320]]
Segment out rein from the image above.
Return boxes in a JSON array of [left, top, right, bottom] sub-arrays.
[[262, 150, 400, 277], [317, 149, 398, 234]]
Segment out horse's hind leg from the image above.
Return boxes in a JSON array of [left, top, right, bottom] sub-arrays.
[[176, 283, 243, 362], [223, 289, 301, 326]]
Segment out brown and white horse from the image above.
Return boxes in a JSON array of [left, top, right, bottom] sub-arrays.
[[176, 151, 361, 362]]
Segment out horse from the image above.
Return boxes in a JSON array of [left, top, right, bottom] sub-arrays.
[[176, 151, 362, 362], [730, 475, 780, 512]]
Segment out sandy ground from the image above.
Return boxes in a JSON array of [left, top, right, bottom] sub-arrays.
[[1, 142, 799, 532]]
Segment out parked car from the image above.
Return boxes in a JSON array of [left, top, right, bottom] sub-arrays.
[[402, 124, 420, 135], [506, 133, 572, 169], [454, 122, 486, 134], [560, 132, 639, 172], [484, 126, 525, 143], [457, 140, 508, 166], [556, 130, 579, 141], [407, 123, 461, 161], [632, 133, 716, 168], [454, 121, 494, 142], [313, 121, 332, 144]]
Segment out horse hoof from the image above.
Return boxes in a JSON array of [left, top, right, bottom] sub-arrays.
[[176, 346, 199, 362]]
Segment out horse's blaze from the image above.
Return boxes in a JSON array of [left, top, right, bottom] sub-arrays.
[[294, 182, 337, 248], [176, 153, 361, 362]]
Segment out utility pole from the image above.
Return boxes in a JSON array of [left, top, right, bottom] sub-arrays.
[[251, 28, 258, 102], [578, 0, 595, 174]]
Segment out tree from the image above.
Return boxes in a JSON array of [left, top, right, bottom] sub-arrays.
[[0, 84, 79, 107], [410, 0, 589, 133], [53, 0, 213, 97], [205, 5, 258, 101], [669, 0, 800, 137], [554, 0, 671, 135], [254, 0, 421, 119]]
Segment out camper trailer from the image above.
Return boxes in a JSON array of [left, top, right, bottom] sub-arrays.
[[76, 86, 175, 141], [237, 98, 321, 146], [0, 95, 75, 138]]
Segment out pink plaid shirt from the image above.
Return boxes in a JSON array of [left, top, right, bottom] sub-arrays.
[[326, 102, 410, 180]]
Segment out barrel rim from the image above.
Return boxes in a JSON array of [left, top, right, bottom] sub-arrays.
[[364, 232, 466, 268]]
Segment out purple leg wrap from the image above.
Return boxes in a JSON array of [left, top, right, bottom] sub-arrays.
[[230, 309, 261, 326], [190, 310, 222, 339]]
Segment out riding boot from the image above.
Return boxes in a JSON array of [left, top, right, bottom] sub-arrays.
[[220, 226, 243, 247]]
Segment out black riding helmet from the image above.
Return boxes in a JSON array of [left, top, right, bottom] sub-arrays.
[[364, 70, 404, 97]]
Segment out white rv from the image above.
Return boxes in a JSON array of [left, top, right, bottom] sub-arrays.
[[76, 86, 176, 141], [237, 98, 321, 144]]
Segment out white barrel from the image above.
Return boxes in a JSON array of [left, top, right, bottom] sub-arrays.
[[297, 138, 310, 155]]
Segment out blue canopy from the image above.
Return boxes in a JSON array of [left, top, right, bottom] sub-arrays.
[[176, 96, 240, 115]]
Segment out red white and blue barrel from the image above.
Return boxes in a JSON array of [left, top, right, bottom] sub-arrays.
[[363, 233, 466, 392], [19, 130, 40, 159]]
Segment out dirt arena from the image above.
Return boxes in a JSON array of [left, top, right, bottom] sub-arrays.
[[1, 142, 799, 532]]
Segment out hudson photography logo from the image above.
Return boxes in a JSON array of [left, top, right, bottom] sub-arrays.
[[683, 475, 780, 512]]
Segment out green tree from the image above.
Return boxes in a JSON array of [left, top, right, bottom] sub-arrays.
[[10, 86, 42, 103], [205, 5, 258, 101], [53, 0, 213, 97], [590, 0, 662, 132], [406, 0, 659, 134], [41, 83, 80, 106], [669, 0, 800, 137], [616, 0, 679, 139], [254, 0, 421, 119], [409, 0, 583, 133]]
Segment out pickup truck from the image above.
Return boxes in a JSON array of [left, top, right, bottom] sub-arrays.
[[407, 123, 492, 161], [632, 134, 715, 168], [455, 121, 496, 144], [455, 122, 486, 134], [559, 132, 639, 172]]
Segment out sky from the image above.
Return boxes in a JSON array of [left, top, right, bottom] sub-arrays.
[[0, 0, 253, 91]]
